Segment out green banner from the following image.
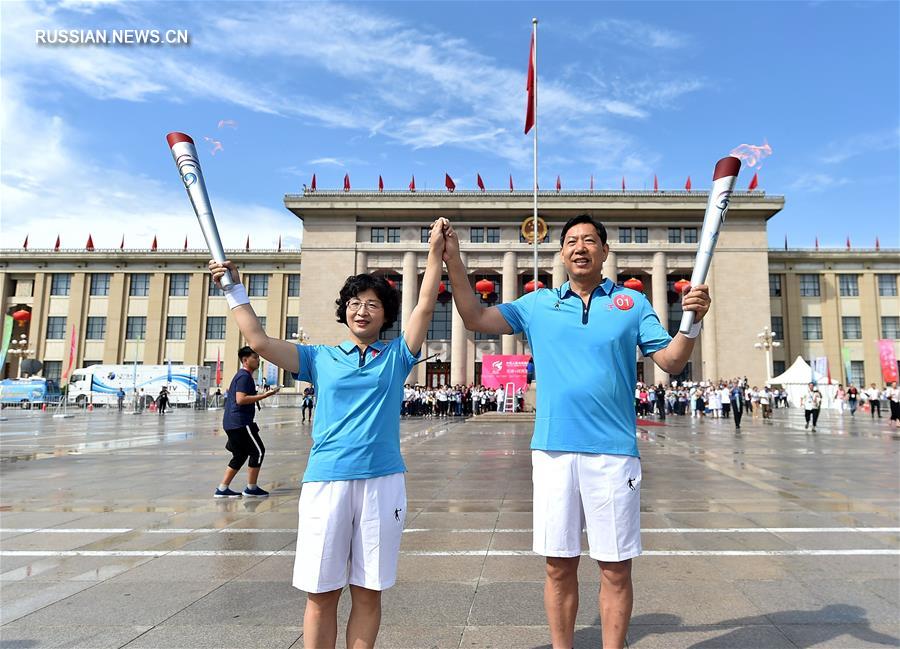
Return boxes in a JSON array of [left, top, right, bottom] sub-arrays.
[[0, 315, 13, 375]]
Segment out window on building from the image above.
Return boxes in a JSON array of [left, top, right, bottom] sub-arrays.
[[618, 227, 632, 243], [769, 274, 782, 297], [129, 274, 150, 296], [378, 276, 403, 341], [634, 227, 648, 243], [169, 273, 190, 296], [387, 227, 400, 243], [90, 273, 111, 296], [287, 274, 301, 297], [125, 316, 146, 340], [166, 316, 187, 340], [85, 316, 106, 340], [43, 360, 62, 382], [283, 316, 298, 340], [668, 228, 682, 243], [470, 227, 484, 243], [83, 360, 102, 368], [839, 274, 859, 297], [206, 316, 226, 340], [799, 274, 820, 297], [486, 227, 500, 243], [878, 274, 898, 296], [420, 227, 431, 243], [282, 370, 296, 389], [770, 316, 783, 340], [50, 273, 71, 296], [370, 227, 385, 243], [683, 227, 698, 244], [46, 316, 67, 339], [842, 316, 862, 340], [428, 277, 452, 340], [850, 360, 865, 387], [802, 316, 823, 340], [772, 360, 786, 376], [208, 279, 224, 296], [246, 274, 269, 297], [882, 316, 900, 339], [257, 316, 266, 330]]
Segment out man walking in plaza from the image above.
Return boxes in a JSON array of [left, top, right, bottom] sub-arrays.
[[866, 383, 882, 418], [214, 346, 279, 498], [442, 214, 710, 649]]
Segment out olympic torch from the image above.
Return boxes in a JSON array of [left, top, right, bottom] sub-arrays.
[[166, 132, 235, 288], [678, 156, 741, 334]]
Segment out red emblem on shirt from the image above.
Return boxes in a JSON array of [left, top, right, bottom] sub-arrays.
[[613, 294, 634, 311]]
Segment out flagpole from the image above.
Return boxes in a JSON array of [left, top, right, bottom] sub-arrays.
[[532, 18, 539, 289]]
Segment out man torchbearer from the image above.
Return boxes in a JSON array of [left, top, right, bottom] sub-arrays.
[[442, 214, 710, 649]]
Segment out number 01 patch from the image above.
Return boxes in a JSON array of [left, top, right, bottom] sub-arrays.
[[613, 294, 634, 310]]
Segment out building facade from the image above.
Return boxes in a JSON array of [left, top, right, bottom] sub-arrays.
[[2, 190, 897, 390]]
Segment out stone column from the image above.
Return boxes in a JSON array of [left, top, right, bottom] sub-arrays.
[[104, 273, 127, 363], [651, 252, 669, 385], [552, 253, 566, 288], [700, 269, 718, 381], [451, 252, 468, 385], [501, 251, 517, 355], [355, 251, 368, 275], [401, 251, 417, 333], [603, 251, 618, 284]]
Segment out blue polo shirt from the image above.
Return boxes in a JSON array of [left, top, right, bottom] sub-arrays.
[[497, 279, 671, 457], [223, 368, 257, 430], [292, 335, 419, 482]]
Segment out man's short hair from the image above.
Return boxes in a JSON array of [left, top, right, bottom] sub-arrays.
[[559, 214, 608, 247], [335, 274, 401, 333], [238, 346, 257, 362]]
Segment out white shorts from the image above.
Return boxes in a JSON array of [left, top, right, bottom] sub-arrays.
[[532, 450, 642, 562], [292, 472, 406, 593]]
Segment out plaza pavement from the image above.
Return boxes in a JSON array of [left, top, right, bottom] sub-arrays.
[[0, 403, 898, 648]]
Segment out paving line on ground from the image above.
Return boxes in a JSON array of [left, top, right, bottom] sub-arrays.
[[2, 527, 898, 534], [2, 549, 898, 558]]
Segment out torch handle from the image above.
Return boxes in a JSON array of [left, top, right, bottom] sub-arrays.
[[678, 156, 741, 334]]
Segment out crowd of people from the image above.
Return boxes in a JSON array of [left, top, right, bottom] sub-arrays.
[[400, 384, 525, 417]]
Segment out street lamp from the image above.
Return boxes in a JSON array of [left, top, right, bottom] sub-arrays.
[[291, 327, 310, 345], [8, 334, 36, 378], [754, 326, 782, 381]]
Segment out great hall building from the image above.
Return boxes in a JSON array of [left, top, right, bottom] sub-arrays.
[[2, 188, 898, 390]]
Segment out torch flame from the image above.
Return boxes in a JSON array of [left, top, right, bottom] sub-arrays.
[[729, 141, 772, 168]]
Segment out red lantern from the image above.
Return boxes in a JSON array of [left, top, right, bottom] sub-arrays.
[[12, 309, 31, 325], [474, 279, 494, 299], [524, 279, 545, 293], [674, 279, 691, 294], [623, 277, 644, 292], [386, 279, 397, 289], [438, 282, 446, 294]]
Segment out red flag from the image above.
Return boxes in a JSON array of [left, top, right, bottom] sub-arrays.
[[278, 235, 282, 252], [509, 174, 514, 192], [846, 236, 851, 250], [477, 173, 485, 191], [343, 173, 350, 192], [621, 176, 626, 191], [748, 172, 759, 191], [22, 235, 28, 249], [245, 235, 250, 251], [409, 175, 416, 192], [62, 325, 77, 381], [445, 173, 456, 192], [590, 175, 594, 192], [215, 348, 222, 386], [86, 234, 94, 251], [378, 175, 384, 192], [524, 33, 536, 134], [685, 176, 692, 191], [815, 236, 819, 250], [875, 236, 880, 251], [556, 175, 561, 192], [120, 234, 125, 250], [151, 236, 158, 251], [184, 236, 188, 251], [653, 175, 659, 192], [54, 235, 60, 251], [310, 174, 317, 191]]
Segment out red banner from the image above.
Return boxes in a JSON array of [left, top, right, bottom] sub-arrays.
[[62, 325, 77, 380], [878, 340, 898, 383], [481, 354, 530, 393]]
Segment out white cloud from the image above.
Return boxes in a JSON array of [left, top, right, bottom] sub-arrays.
[[819, 128, 900, 164], [587, 19, 690, 49], [788, 172, 851, 193]]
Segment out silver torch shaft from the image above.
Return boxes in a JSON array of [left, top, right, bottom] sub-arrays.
[[166, 132, 235, 288], [678, 155, 741, 334]]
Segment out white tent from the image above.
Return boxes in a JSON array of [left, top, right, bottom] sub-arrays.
[[766, 356, 839, 408]]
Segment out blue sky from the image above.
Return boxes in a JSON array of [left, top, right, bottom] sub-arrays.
[[2, 0, 898, 251]]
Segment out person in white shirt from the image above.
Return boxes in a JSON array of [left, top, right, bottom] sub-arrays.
[[801, 383, 822, 431], [885, 381, 899, 428], [866, 384, 882, 418]]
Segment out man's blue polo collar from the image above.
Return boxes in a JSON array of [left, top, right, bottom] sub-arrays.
[[557, 278, 616, 299]]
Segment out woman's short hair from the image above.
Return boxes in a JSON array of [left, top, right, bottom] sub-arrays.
[[335, 274, 401, 333]]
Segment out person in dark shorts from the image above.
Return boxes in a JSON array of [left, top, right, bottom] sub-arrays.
[[301, 386, 315, 423], [214, 346, 279, 498]]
